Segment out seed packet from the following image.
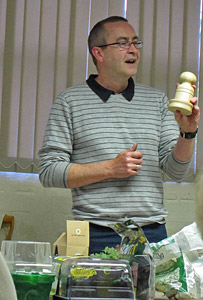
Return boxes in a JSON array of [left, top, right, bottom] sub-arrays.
[[110, 219, 153, 257], [109, 219, 155, 300]]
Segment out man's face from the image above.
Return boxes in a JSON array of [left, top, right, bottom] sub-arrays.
[[101, 21, 141, 80]]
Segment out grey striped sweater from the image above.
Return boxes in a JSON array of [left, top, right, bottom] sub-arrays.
[[38, 79, 191, 227]]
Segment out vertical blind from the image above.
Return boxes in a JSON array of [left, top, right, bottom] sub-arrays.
[[0, 0, 202, 176]]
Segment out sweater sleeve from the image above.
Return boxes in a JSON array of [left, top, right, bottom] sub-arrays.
[[38, 95, 73, 188], [158, 94, 191, 181]]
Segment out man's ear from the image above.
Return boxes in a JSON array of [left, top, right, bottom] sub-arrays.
[[92, 47, 104, 63]]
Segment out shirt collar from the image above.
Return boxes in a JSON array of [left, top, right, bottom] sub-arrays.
[[86, 74, 134, 102]]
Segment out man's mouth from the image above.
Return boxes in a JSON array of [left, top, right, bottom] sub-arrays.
[[125, 59, 136, 64]]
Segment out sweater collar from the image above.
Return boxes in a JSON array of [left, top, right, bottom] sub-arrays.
[[86, 74, 134, 102]]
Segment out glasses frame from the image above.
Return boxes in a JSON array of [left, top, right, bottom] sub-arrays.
[[96, 40, 143, 49]]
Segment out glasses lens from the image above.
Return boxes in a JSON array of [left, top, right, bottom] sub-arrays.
[[118, 41, 142, 49], [135, 41, 142, 49], [119, 41, 129, 48]]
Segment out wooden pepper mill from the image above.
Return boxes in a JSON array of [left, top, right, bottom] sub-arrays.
[[168, 71, 197, 116]]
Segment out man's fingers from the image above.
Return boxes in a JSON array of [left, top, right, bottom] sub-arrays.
[[129, 143, 137, 151]]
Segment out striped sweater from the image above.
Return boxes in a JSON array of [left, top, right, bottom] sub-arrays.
[[38, 79, 191, 227]]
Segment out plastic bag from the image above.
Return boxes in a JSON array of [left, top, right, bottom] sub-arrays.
[[150, 222, 203, 299], [110, 219, 153, 257], [110, 219, 155, 300]]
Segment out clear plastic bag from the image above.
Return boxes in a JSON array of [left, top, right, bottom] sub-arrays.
[[150, 222, 203, 299]]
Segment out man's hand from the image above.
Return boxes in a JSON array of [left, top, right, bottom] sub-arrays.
[[68, 143, 143, 188], [108, 143, 143, 178], [173, 93, 200, 162], [174, 96, 200, 132]]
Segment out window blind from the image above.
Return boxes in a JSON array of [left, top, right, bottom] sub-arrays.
[[0, 0, 202, 176]]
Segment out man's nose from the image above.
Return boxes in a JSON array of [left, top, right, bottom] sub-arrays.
[[128, 42, 138, 52]]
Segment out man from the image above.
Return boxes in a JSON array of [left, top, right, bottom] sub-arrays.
[[38, 16, 200, 254]]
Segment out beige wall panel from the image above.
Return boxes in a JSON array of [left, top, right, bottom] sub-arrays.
[[0, 0, 7, 124], [166, 0, 184, 100], [108, 0, 126, 17], [54, 0, 71, 97], [3, 0, 25, 158], [126, 0, 140, 38], [18, 0, 41, 159], [68, 0, 91, 86], [87, 0, 109, 76], [182, 0, 200, 74], [35, 0, 58, 158], [135, 0, 154, 86], [151, 0, 170, 93]]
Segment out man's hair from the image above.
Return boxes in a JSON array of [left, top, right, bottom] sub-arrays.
[[88, 16, 128, 66]]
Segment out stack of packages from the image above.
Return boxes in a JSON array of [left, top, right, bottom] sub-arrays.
[[150, 222, 203, 299], [52, 219, 156, 300]]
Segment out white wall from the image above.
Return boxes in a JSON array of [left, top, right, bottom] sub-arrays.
[[0, 172, 73, 247], [0, 172, 196, 249]]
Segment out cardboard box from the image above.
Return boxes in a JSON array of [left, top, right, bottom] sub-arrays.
[[66, 246, 89, 256], [67, 220, 89, 247], [53, 232, 89, 256], [53, 221, 89, 256], [53, 232, 67, 255]]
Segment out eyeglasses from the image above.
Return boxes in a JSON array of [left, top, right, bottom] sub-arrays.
[[97, 40, 143, 49]]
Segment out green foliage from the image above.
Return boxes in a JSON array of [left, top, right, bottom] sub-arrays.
[[90, 247, 120, 259]]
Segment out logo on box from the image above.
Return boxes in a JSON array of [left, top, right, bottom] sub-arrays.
[[76, 228, 81, 235]]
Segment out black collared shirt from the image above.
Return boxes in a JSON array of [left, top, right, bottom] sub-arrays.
[[86, 74, 134, 102]]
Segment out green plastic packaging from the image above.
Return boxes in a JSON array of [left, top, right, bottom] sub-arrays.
[[12, 272, 55, 300]]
